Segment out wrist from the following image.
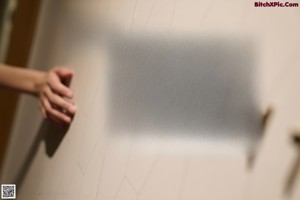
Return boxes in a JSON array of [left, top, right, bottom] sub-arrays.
[[32, 71, 47, 96]]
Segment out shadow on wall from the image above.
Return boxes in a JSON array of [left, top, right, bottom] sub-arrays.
[[13, 120, 69, 191]]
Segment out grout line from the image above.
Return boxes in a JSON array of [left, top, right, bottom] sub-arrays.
[[78, 92, 103, 174], [113, 177, 126, 200], [76, 115, 88, 176], [130, 0, 138, 31], [143, 0, 157, 30], [82, 133, 104, 177], [136, 153, 160, 198], [169, 0, 178, 31], [177, 158, 190, 200], [76, 164, 85, 200], [95, 150, 108, 200], [125, 176, 139, 195], [112, 137, 135, 200], [81, 110, 88, 118], [77, 162, 85, 176]]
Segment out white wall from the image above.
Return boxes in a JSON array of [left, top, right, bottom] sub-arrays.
[[1, 0, 300, 200]]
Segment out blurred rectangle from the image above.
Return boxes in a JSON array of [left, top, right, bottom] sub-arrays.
[[105, 34, 260, 144]]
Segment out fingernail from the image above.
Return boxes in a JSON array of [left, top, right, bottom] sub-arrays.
[[69, 106, 76, 114], [64, 116, 71, 123], [68, 92, 73, 98]]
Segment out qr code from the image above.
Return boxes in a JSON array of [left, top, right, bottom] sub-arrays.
[[1, 184, 16, 199]]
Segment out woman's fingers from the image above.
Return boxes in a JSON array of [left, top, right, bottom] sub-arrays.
[[37, 66, 76, 127], [41, 95, 71, 124], [47, 72, 73, 98], [43, 86, 76, 114]]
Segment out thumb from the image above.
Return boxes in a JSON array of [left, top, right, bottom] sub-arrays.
[[53, 67, 73, 86], [53, 67, 73, 78]]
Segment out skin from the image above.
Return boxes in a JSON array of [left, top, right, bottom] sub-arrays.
[[0, 64, 76, 127]]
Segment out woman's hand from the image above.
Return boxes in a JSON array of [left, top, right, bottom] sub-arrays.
[[37, 67, 76, 127], [0, 64, 76, 126]]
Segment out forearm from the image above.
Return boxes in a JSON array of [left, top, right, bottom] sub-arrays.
[[0, 63, 46, 96]]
